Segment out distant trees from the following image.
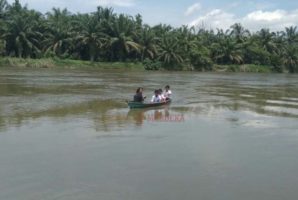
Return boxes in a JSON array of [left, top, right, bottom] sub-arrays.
[[0, 0, 8, 55], [0, 0, 297, 72], [3, 1, 43, 58]]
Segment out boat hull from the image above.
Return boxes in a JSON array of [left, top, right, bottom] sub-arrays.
[[127, 99, 171, 109]]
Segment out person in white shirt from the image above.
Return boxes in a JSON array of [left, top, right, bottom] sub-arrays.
[[158, 88, 166, 102], [151, 90, 162, 103], [163, 85, 172, 100]]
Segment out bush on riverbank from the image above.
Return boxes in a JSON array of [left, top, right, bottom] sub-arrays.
[[0, 57, 144, 70], [0, 57, 281, 73]]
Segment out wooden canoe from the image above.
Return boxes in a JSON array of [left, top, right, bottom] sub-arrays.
[[127, 99, 171, 109]]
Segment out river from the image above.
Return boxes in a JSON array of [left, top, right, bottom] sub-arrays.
[[0, 68, 298, 200]]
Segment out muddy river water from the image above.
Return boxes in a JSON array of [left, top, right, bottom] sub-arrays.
[[0, 68, 298, 200]]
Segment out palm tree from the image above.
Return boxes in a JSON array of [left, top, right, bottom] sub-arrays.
[[94, 6, 115, 25], [157, 34, 184, 67], [283, 46, 298, 73], [138, 25, 158, 60], [230, 23, 250, 43], [4, 5, 42, 58], [0, 31, 5, 55], [42, 8, 74, 57], [73, 14, 107, 61], [242, 36, 271, 65], [256, 29, 278, 54], [211, 36, 243, 64], [152, 24, 173, 36], [0, 0, 7, 55], [284, 26, 297, 45], [175, 26, 197, 57], [106, 14, 141, 61], [0, 0, 7, 18], [189, 43, 212, 70]]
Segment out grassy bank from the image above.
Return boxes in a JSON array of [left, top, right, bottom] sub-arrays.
[[0, 57, 145, 70], [0, 57, 278, 73]]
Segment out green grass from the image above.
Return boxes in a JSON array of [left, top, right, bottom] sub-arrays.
[[0, 57, 278, 73], [0, 57, 145, 70]]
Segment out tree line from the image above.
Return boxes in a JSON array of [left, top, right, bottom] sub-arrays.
[[0, 0, 298, 72]]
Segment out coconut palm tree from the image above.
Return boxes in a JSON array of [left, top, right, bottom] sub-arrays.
[[4, 6, 42, 58], [242, 36, 271, 65], [284, 26, 297, 45], [283, 46, 298, 73], [0, 0, 7, 55], [42, 8, 74, 57], [256, 29, 278, 54], [106, 14, 141, 61], [157, 34, 184, 67], [73, 14, 107, 61], [0, 0, 7, 18], [189, 43, 212, 70], [230, 23, 250, 43], [175, 26, 197, 57], [94, 6, 115, 26], [211, 36, 243, 64], [138, 25, 158, 60], [0, 34, 5, 55], [152, 24, 173, 36]]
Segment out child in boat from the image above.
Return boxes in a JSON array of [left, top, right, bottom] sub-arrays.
[[134, 87, 146, 102], [158, 88, 166, 102], [151, 90, 162, 103], [163, 85, 172, 100]]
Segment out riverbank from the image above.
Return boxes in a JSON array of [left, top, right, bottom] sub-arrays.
[[212, 64, 275, 73], [0, 57, 144, 70], [0, 57, 278, 73]]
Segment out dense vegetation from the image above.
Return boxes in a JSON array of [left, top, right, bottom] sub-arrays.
[[0, 0, 298, 72]]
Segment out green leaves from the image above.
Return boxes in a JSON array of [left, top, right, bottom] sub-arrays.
[[4, 4, 43, 58], [0, 1, 297, 72], [283, 45, 298, 73]]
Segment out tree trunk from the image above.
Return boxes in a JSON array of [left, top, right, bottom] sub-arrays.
[[89, 44, 96, 62]]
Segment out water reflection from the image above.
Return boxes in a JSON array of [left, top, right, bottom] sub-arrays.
[[0, 96, 297, 132], [127, 109, 146, 126], [0, 69, 298, 132], [126, 106, 174, 126]]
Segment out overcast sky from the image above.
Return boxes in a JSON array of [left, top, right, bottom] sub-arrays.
[[7, 0, 298, 31]]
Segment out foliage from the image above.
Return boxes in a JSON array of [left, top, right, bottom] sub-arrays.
[[0, 56, 144, 69], [0, 0, 298, 72], [143, 58, 161, 70]]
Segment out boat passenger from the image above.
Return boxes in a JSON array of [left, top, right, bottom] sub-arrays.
[[133, 87, 146, 102], [158, 88, 166, 102], [163, 85, 172, 100], [151, 90, 162, 103]]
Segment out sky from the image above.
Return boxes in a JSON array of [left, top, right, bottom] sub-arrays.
[[7, 0, 298, 31]]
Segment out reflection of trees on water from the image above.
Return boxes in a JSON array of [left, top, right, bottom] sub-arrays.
[[127, 109, 146, 126], [1, 82, 298, 132], [0, 83, 104, 96], [0, 99, 175, 132], [126, 106, 171, 126], [173, 84, 298, 118], [0, 100, 128, 132]]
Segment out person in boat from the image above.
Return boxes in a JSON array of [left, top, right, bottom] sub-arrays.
[[133, 87, 146, 102], [163, 85, 172, 100], [151, 90, 162, 103], [158, 88, 166, 102]]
